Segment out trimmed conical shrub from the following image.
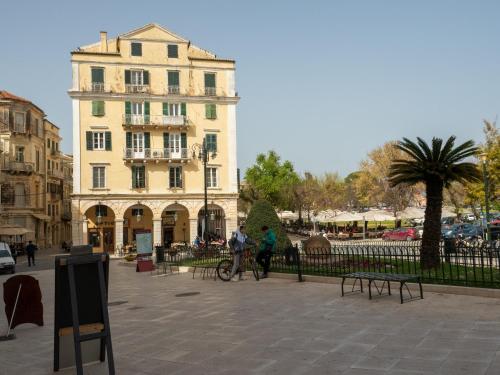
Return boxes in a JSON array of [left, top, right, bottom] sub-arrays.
[[245, 200, 291, 251]]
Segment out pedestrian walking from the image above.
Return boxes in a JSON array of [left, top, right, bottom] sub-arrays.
[[26, 240, 37, 267], [256, 226, 276, 279]]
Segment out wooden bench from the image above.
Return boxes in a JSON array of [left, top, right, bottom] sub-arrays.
[[341, 272, 423, 304]]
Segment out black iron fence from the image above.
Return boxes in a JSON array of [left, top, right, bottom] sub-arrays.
[[169, 240, 500, 288]]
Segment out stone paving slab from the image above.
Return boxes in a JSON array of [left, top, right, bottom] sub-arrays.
[[1, 262, 500, 374]]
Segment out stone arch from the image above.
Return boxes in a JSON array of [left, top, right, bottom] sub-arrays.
[[83, 203, 116, 253], [197, 203, 226, 240], [160, 203, 191, 245]]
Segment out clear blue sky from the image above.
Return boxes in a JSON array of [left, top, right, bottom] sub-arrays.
[[1, 0, 499, 177]]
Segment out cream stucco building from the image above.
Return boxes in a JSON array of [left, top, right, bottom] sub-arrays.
[[69, 24, 239, 252]]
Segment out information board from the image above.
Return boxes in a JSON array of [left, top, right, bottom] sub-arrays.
[[136, 232, 152, 254]]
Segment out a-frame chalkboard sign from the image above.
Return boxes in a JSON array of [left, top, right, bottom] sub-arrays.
[[54, 253, 115, 375]]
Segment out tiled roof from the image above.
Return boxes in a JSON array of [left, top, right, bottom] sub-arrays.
[[0, 90, 45, 114]]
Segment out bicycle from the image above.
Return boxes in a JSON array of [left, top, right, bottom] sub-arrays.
[[216, 247, 260, 281]]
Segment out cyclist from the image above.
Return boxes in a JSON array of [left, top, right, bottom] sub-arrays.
[[256, 225, 276, 279], [229, 225, 252, 281]]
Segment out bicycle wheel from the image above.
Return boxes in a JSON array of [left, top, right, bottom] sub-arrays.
[[217, 259, 233, 281], [251, 260, 260, 281]]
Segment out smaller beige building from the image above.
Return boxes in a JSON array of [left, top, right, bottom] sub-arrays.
[[0, 91, 71, 248]]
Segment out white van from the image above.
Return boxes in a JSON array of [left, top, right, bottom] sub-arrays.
[[0, 242, 16, 274]]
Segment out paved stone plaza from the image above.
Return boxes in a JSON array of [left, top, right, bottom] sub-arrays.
[[2, 259, 500, 374]]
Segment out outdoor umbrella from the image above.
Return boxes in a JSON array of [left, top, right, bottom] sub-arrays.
[[397, 207, 425, 219], [0, 224, 34, 236]]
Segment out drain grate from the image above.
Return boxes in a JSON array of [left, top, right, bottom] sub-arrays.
[[175, 292, 201, 297], [108, 300, 128, 306]]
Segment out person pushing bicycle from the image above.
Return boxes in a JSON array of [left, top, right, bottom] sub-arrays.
[[228, 225, 255, 281]]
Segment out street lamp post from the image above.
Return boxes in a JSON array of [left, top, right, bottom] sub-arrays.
[[192, 138, 216, 246], [480, 153, 491, 242]]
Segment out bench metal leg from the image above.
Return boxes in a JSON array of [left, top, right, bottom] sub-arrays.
[[419, 281, 423, 299], [192, 266, 196, 279], [341, 277, 345, 297], [400, 282, 404, 304], [387, 281, 391, 296], [368, 280, 372, 300]]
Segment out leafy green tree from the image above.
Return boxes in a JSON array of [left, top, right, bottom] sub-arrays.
[[245, 200, 291, 251], [389, 136, 481, 269], [244, 151, 300, 210]]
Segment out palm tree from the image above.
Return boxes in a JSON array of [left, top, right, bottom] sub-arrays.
[[389, 136, 481, 269]]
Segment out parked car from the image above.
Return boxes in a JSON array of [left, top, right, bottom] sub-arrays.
[[0, 242, 16, 274], [382, 228, 420, 241], [463, 214, 477, 222], [458, 226, 483, 240]]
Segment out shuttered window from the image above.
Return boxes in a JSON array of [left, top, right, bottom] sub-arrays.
[[92, 101, 105, 116], [92, 166, 106, 188], [167, 44, 178, 58], [204, 73, 216, 88], [205, 104, 217, 119], [91, 68, 104, 83], [169, 166, 182, 188], [205, 134, 217, 152], [131, 42, 142, 56], [132, 166, 146, 189]]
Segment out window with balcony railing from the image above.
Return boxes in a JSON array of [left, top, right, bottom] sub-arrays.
[[13, 112, 25, 133], [91, 67, 105, 92], [167, 71, 180, 94], [125, 69, 149, 93], [204, 73, 216, 96]]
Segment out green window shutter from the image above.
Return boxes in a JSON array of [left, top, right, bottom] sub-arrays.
[[167, 44, 178, 58], [181, 103, 186, 116], [92, 101, 98, 116], [168, 71, 179, 86], [181, 132, 187, 148], [125, 101, 131, 115], [177, 167, 182, 188], [144, 132, 151, 149], [163, 132, 169, 148], [86, 131, 93, 150], [143, 70, 149, 85], [144, 102, 150, 115], [105, 131, 112, 151], [169, 167, 174, 188], [139, 166, 145, 188], [206, 104, 216, 119], [126, 132, 132, 148], [125, 70, 131, 84], [98, 101, 105, 116], [205, 73, 216, 88], [162, 103, 169, 116], [91, 68, 104, 83], [92, 167, 98, 188], [132, 166, 137, 188]]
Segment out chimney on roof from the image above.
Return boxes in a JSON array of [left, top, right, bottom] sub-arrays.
[[100, 31, 108, 52]]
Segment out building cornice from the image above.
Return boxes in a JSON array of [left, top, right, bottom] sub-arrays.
[[67, 91, 240, 104], [68, 59, 235, 71], [72, 193, 239, 200]]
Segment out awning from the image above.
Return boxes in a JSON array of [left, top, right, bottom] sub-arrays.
[[0, 224, 34, 236], [32, 213, 51, 221]]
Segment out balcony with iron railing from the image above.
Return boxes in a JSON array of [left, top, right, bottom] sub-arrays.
[[122, 114, 188, 128], [81, 82, 112, 93], [125, 84, 150, 94], [205, 87, 217, 96], [47, 169, 64, 179], [123, 148, 190, 161], [167, 85, 180, 95], [2, 160, 34, 174]]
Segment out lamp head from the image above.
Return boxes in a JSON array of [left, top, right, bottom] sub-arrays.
[[479, 153, 487, 164]]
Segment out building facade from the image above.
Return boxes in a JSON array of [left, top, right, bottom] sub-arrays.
[[69, 24, 239, 252], [0, 91, 52, 246]]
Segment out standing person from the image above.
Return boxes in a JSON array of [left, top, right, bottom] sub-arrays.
[[256, 226, 276, 279], [26, 240, 37, 267], [229, 225, 249, 281]]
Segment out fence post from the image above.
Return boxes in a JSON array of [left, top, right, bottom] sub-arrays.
[[295, 244, 304, 282]]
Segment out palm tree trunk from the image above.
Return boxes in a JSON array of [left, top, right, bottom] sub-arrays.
[[421, 179, 443, 269]]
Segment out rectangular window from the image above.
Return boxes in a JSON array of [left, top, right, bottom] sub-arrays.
[[205, 104, 217, 119], [14, 112, 25, 132], [0, 108, 9, 124], [207, 167, 218, 188], [205, 134, 217, 152], [167, 44, 178, 58], [47, 139, 51, 148], [37, 119, 43, 137], [95, 205, 108, 217], [167, 71, 180, 94], [92, 166, 106, 188], [91, 67, 104, 91], [48, 204, 51, 216], [131, 42, 142, 56], [131, 70, 144, 85], [92, 132, 105, 150], [131, 208, 144, 217], [132, 165, 146, 189], [36, 149, 40, 172], [169, 166, 182, 188], [92, 101, 105, 116], [15, 146, 25, 162], [204, 73, 216, 96]]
